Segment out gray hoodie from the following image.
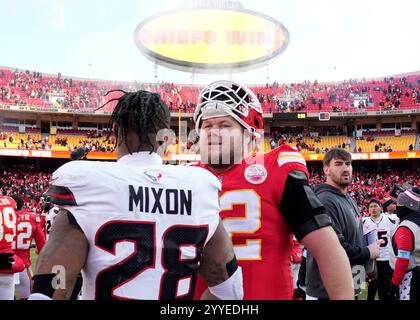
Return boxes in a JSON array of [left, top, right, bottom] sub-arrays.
[[305, 183, 370, 299]]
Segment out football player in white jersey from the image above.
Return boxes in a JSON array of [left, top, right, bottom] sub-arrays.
[[29, 90, 242, 300], [363, 198, 397, 300]]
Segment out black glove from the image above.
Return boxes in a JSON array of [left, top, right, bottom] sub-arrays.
[[293, 286, 306, 300], [0, 252, 14, 270], [388, 282, 399, 300]]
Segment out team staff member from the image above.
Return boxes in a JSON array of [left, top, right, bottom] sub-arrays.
[[306, 149, 381, 300]]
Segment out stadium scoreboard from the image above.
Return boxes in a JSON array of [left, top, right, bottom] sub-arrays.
[[273, 112, 307, 120]]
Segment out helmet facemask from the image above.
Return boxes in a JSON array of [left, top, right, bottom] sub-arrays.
[[194, 81, 263, 139]]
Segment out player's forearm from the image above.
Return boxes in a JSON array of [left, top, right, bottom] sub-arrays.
[[302, 226, 354, 300], [35, 241, 80, 300], [316, 243, 354, 299], [34, 211, 88, 300]]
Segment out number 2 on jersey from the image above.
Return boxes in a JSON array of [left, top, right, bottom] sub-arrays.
[[220, 190, 262, 260], [15, 222, 33, 250]]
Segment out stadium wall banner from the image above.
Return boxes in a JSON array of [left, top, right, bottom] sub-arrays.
[[307, 109, 420, 118], [1, 148, 420, 161], [0, 104, 113, 115], [301, 151, 420, 161], [133, 2, 290, 73], [2, 102, 419, 118], [0, 149, 118, 159]]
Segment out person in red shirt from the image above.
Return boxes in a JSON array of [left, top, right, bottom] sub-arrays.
[[11, 195, 46, 299], [388, 187, 420, 300], [0, 188, 25, 300], [193, 80, 354, 300]]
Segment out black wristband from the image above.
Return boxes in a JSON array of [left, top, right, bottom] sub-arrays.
[[226, 256, 239, 277], [32, 273, 57, 298]]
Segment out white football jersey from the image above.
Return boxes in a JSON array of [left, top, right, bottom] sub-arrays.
[[45, 206, 59, 240], [384, 212, 400, 225], [49, 152, 221, 300], [363, 213, 397, 261]]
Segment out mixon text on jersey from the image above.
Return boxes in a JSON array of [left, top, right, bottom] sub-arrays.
[[128, 185, 192, 215]]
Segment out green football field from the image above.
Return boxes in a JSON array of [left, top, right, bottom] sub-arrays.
[[30, 248, 38, 270]]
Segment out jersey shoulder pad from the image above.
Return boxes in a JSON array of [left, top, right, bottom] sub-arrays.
[[267, 145, 307, 174], [49, 161, 96, 206], [387, 215, 397, 224], [0, 196, 17, 209], [52, 160, 96, 179], [182, 165, 221, 192]]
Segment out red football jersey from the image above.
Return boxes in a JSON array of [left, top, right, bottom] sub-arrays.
[[194, 145, 309, 300], [13, 210, 46, 267], [0, 196, 25, 274], [0, 196, 17, 253]]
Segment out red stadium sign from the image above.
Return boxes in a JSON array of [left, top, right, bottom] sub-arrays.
[[1, 148, 419, 162]]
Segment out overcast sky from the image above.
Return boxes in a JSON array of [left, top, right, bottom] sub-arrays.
[[0, 0, 419, 85]]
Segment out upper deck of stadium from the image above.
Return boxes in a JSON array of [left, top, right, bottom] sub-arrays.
[[0, 66, 419, 115]]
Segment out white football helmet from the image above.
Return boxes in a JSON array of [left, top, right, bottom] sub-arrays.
[[193, 80, 264, 138]]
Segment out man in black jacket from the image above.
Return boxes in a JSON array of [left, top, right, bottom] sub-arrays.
[[305, 148, 382, 299]]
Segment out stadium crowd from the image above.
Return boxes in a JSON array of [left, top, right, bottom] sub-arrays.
[[1, 165, 418, 218], [0, 127, 114, 152], [309, 168, 420, 215], [1, 68, 419, 113], [0, 167, 52, 214]]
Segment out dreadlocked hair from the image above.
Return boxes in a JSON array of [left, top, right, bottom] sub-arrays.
[[98, 89, 170, 154]]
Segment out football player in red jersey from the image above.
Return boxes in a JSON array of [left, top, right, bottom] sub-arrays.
[[0, 186, 25, 299], [39, 194, 49, 238], [193, 80, 354, 300], [11, 195, 46, 299]]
